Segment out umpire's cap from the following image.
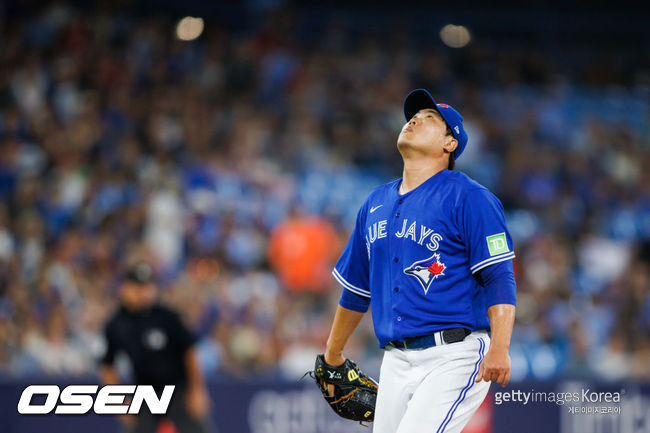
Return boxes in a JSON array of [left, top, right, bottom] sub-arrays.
[[403, 89, 468, 159], [125, 262, 155, 285]]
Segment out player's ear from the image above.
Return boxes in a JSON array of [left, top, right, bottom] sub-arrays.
[[443, 137, 458, 154]]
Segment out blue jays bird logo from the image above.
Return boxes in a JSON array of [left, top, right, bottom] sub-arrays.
[[403, 253, 446, 294]]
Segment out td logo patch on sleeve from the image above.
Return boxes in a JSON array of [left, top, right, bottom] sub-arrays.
[[486, 233, 509, 256]]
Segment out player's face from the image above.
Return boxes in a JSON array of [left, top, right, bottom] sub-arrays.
[[397, 108, 451, 157], [120, 281, 156, 311]]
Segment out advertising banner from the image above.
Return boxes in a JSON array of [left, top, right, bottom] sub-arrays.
[[2, 378, 648, 433]]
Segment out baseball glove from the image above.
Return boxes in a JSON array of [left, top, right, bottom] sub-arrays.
[[306, 354, 379, 424]]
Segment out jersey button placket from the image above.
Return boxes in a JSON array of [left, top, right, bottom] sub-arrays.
[[394, 196, 408, 333], [388, 195, 403, 339]]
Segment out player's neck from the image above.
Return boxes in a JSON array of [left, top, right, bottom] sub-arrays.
[[400, 158, 447, 195]]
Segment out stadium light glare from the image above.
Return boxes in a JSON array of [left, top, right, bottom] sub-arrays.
[[176, 16, 204, 41], [440, 24, 471, 48]]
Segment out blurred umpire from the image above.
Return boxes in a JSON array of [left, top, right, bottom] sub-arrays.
[[99, 262, 212, 433]]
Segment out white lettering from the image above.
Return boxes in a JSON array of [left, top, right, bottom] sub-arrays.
[[418, 225, 435, 245], [395, 219, 408, 238], [55, 385, 98, 414], [17, 385, 60, 415], [490, 237, 505, 251], [128, 386, 175, 414], [94, 385, 135, 414], [17, 385, 175, 415], [377, 220, 387, 239], [404, 222, 417, 242], [426, 233, 443, 251], [367, 224, 377, 243]]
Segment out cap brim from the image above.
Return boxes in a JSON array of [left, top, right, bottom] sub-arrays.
[[125, 263, 154, 284], [404, 89, 438, 121], [403, 89, 467, 159]]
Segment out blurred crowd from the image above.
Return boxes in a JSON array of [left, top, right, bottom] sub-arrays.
[[0, 3, 649, 382]]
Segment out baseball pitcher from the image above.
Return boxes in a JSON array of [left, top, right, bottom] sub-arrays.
[[316, 89, 517, 433]]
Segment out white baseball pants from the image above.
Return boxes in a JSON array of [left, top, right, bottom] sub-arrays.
[[373, 330, 491, 433]]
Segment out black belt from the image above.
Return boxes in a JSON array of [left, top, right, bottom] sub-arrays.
[[387, 328, 471, 350]]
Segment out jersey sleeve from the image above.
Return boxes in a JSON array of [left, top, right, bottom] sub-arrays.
[[460, 188, 515, 274], [332, 206, 371, 299], [339, 287, 371, 312], [477, 259, 517, 306]]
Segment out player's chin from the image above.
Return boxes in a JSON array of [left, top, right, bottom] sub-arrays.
[[396, 136, 413, 150], [396, 139, 426, 155]]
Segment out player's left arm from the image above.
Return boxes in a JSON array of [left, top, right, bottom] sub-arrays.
[[473, 258, 516, 386], [476, 303, 515, 386], [457, 188, 517, 387]]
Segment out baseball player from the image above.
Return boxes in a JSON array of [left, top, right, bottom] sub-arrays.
[[324, 89, 517, 432]]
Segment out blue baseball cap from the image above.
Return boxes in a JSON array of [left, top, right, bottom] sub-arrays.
[[403, 88, 468, 159]]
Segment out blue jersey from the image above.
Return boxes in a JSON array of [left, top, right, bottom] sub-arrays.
[[333, 169, 516, 348]]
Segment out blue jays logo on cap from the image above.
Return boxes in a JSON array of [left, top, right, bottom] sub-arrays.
[[403, 88, 468, 159], [403, 253, 446, 294]]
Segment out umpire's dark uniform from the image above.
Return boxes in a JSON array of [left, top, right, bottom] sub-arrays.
[[101, 264, 208, 433]]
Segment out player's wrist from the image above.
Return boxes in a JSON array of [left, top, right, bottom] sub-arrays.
[[324, 350, 345, 366], [488, 342, 510, 353]]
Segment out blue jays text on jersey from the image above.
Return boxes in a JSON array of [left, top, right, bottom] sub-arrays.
[[333, 169, 516, 348]]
